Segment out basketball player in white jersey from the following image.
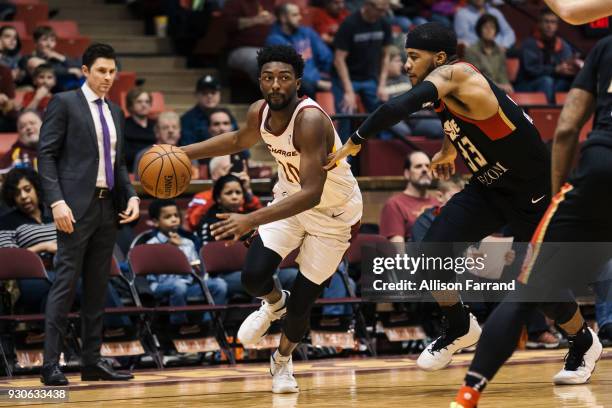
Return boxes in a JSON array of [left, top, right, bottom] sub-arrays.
[[181, 45, 362, 393]]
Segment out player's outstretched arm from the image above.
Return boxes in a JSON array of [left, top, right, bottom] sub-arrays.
[[551, 88, 595, 195], [181, 100, 264, 161], [544, 0, 612, 25], [211, 109, 329, 241], [325, 65, 458, 168]]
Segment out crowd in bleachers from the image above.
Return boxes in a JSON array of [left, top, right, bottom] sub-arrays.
[[0, 0, 611, 373]]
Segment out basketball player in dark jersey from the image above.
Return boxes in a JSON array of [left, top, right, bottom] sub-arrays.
[[448, 35, 612, 408], [328, 22, 584, 377]]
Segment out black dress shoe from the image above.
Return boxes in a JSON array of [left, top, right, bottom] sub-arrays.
[[40, 363, 69, 386], [81, 359, 134, 381]]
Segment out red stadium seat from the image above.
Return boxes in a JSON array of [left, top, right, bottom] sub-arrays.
[[528, 108, 561, 142], [0, 133, 18, 155], [579, 115, 593, 142], [506, 58, 520, 83], [33, 20, 79, 38], [555, 92, 568, 105], [15, 3, 49, 33], [108, 71, 137, 105], [315, 91, 335, 116], [201, 241, 248, 276], [55, 36, 91, 58], [11, 0, 41, 4], [509, 92, 548, 106], [20, 36, 35, 54]]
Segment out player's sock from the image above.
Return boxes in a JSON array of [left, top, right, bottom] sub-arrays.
[[441, 302, 470, 336], [273, 349, 291, 363]]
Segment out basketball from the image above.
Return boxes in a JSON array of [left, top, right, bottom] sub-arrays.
[[137, 144, 191, 198]]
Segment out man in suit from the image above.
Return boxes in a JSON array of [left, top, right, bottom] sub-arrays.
[[38, 43, 140, 386]]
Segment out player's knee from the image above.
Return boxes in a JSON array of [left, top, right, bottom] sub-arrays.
[[241, 266, 273, 297]]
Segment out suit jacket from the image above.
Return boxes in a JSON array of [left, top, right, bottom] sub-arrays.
[[38, 88, 136, 221]]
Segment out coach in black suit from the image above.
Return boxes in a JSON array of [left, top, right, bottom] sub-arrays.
[[38, 43, 140, 386]]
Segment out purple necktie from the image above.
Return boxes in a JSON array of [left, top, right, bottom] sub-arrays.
[[95, 98, 114, 190]]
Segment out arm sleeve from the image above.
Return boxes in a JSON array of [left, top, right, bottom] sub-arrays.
[[379, 199, 406, 239], [351, 81, 439, 144]]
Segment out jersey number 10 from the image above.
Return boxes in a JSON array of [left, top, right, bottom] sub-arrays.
[[279, 161, 301, 184]]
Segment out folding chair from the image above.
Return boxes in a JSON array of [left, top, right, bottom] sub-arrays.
[[0, 248, 79, 376], [129, 243, 235, 365]]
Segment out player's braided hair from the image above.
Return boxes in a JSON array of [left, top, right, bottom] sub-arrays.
[[257, 45, 304, 79]]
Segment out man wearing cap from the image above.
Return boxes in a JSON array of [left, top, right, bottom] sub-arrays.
[[179, 74, 238, 146]]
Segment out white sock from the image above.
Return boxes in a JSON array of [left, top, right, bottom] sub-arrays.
[[273, 349, 291, 363], [270, 290, 286, 309]]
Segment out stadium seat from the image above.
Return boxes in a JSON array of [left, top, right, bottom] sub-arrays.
[[580, 115, 593, 142], [509, 92, 548, 106], [108, 71, 137, 105], [506, 58, 520, 83], [129, 243, 235, 364], [0, 133, 18, 155], [200, 241, 248, 276], [33, 20, 79, 38], [528, 108, 561, 141], [315, 91, 335, 116], [15, 2, 49, 33], [555, 92, 568, 105], [55, 36, 91, 58], [20, 37, 35, 54], [119, 91, 166, 119]]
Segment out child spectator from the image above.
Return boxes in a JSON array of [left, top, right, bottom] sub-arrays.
[[27, 26, 82, 90], [0, 25, 23, 81], [22, 63, 56, 115], [146, 199, 228, 332]]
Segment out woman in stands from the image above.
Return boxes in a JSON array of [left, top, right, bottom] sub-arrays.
[[0, 168, 130, 335]]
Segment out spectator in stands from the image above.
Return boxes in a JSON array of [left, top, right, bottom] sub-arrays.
[[223, 0, 276, 85], [0, 168, 130, 332], [200, 107, 249, 168], [0, 110, 41, 171], [464, 14, 514, 94], [333, 0, 393, 139], [515, 7, 577, 103], [180, 74, 238, 147], [411, 174, 465, 242], [22, 64, 56, 115], [383, 46, 443, 139], [379, 151, 439, 242], [430, 0, 459, 28], [134, 111, 199, 178], [146, 199, 228, 333], [388, 0, 428, 33], [0, 25, 23, 81], [124, 88, 156, 170], [312, 0, 350, 47], [0, 63, 17, 132], [27, 26, 82, 91], [454, 0, 515, 49], [266, 3, 333, 98], [185, 155, 262, 231]]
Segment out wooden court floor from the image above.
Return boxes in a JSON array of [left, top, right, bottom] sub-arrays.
[[0, 349, 610, 407]]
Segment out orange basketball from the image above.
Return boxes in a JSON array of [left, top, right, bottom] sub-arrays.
[[137, 144, 192, 198]]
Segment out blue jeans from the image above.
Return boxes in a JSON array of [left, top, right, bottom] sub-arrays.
[[153, 277, 228, 325], [595, 260, 612, 329], [515, 75, 571, 104], [322, 263, 356, 316], [332, 77, 380, 141]]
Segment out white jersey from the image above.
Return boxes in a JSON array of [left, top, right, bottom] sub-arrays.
[[259, 97, 360, 211]]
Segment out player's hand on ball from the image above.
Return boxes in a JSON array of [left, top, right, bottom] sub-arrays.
[[324, 139, 361, 170], [431, 149, 456, 180], [211, 213, 255, 242]]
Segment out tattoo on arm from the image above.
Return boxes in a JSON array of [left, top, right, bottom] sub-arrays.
[[428, 65, 454, 82]]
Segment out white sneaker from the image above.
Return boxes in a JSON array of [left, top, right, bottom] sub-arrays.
[[553, 327, 603, 385], [238, 290, 289, 347], [417, 313, 481, 371], [270, 352, 299, 394]]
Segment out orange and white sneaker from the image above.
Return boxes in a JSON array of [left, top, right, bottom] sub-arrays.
[[450, 385, 481, 408]]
